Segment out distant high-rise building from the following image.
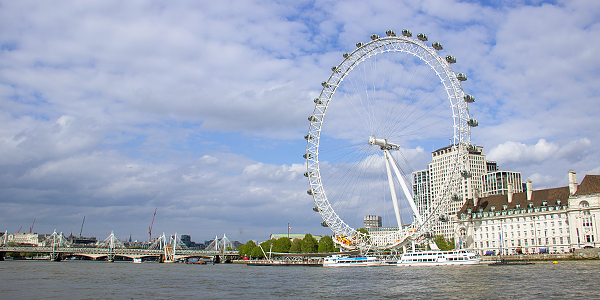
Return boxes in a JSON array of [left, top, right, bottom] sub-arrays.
[[412, 144, 487, 240], [180, 234, 192, 247], [482, 171, 523, 197], [413, 169, 431, 217], [486, 161, 498, 172], [364, 215, 382, 228]]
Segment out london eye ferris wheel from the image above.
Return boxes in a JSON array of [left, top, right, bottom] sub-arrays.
[[305, 30, 477, 251]]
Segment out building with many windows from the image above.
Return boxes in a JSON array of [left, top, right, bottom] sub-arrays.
[[413, 144, 487, 239], [455, 172, 600, 255], [482, 171, 523, 197], [412, 170, 431, 217], [364, 215, 382, 229]]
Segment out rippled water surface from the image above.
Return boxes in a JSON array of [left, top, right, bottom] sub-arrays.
[[1, 260, 599, 299]]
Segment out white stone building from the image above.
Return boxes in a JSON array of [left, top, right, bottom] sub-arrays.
[[5, 233, 45, 246], [455, 172, 600, 255]]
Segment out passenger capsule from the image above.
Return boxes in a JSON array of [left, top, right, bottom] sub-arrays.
[[343, 53, 350, 58], [445, 55, 456, 64], [308, 115, 318, 122], [386, 30, 396, 37], [356, 42, 364, 48], [401, 29, 412, 37], [303, 153, 313, 159], [321, 221, 328, 227], [314, 98, 323, 104], [331, 66, 340, 73], [321, 81, 331, 88], [452, 194, 461, 202], [464, 94, 475, 103], [304, 171, 313, 177], [307, 189, 314, 195], [417, 33, 428, 41], [304, 134, 313, 140], [467, 118, 478, 127], [313, 206, 319, 212], [461, 170, 472, 178], [457, 73, 467, 81], [432, 42, 443, 50], [370, 34, 380, 40]]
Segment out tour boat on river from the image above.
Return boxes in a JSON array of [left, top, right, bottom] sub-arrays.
[[397, 250, 481, 266], [323, 255, 382, 267]]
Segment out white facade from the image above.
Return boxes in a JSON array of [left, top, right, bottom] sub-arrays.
[[568, 178, 600, 248], [6, 233, 44, 246], [456, 173, 600, 255]]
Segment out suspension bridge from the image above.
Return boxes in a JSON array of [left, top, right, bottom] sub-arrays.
[[0, 230, 237, 263]]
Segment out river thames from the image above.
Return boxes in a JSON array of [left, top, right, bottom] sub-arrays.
[[1, 260, 599, 299]]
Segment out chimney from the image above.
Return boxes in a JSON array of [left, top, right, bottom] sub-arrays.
[[568, 171, 577, 195], [473, 188, 479, 206], [507, 183, 513, 203], [526, 179, 533, 201]]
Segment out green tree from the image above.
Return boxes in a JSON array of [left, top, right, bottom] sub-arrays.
[[238, 240, 257, 258], [273, 237, 291, 253], [356, 228, 369, 235], [260, 240, 274, 257], [289, 238, 303, 253], [301, 234, 318, 253], [318, 235, 337, 253], [250, 245, 264, 258], [433, 235, 455, 251]]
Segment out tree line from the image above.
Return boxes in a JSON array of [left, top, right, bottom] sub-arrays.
[[238, 234, 340, 259]]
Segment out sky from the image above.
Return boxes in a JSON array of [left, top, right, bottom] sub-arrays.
[[1, 0, 599, 244]]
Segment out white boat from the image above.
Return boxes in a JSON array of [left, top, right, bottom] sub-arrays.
[[323, 255, 382, 267], [397, 250, 481, 266], [133, 258, 142, 263]]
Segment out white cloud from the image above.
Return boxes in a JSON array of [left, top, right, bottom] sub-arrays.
[[0, 0, 599, 242], [488, 138, 592, 165]]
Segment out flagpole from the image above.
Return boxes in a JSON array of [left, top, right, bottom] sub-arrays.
[[287, 223, 290, 239]]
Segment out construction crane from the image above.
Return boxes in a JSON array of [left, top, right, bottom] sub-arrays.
[[17, 226, 22, 233], [79, 216, 85, 237], [148, 208, 157, 242], [29, 219, 36, 233]]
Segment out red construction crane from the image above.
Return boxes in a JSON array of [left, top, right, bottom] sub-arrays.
[[79, 216, 85, 237], [17, 226, 22, 233], [148, 208, 157, 242], [29, 219, 36, 233]]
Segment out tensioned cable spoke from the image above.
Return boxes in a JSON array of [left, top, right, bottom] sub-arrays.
[[308, 35, 470, 250]]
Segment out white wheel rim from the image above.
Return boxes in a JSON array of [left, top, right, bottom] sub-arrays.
[[306, 32, 471, 250]]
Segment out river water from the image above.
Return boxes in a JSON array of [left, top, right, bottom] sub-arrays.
[[1, 260, 599, 299]]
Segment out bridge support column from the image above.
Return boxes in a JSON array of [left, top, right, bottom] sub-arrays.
[[108, 254, 115, 262], [50, 252, 62, 262], [0, 252, 4, 261]]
